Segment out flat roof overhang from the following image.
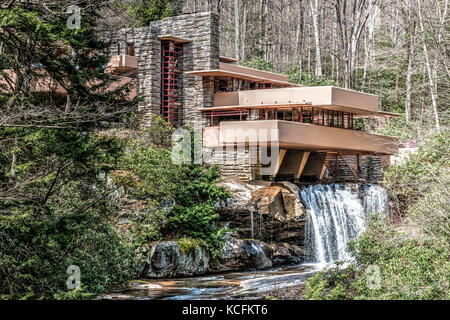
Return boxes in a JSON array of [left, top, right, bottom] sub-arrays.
[[203, 120, 399, 155], [219, 56, 239, 63], [186, 62, 300, 87], [208, 86, 401, 116], [186, 70, 299, 87], [157, 35, 191, 43]]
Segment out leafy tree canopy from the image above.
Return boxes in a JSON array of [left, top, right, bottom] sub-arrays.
[[121, 0, 181, 27]]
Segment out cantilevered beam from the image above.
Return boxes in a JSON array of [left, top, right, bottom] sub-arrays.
[[272, 149, 287, 179], [319, 153, 330, 180], [295, 151, 310, 181]]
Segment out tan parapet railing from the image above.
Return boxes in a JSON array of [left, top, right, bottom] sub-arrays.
[[106, 55, 139, 74], [212, 86, 381, 115], [203, 120, 399, 155]]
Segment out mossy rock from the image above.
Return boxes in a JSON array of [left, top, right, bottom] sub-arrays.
[[175, 237, 205, 254]]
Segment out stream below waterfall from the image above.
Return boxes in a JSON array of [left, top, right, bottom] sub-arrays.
[[99, 264, 318, 300], [101, 183, 387, 300]]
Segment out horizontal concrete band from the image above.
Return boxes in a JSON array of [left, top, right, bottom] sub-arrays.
[[203, 120, 399, 155]]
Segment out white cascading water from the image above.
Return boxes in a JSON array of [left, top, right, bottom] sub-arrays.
[[300, 184, 387, 265]]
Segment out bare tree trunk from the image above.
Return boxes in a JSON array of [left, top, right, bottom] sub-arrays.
[[362, 2, 379, 88], [335, 0, 379, 89], [331, 38, 335, 80], [307, 22, 312, 76], [9, 138, 17, 185], [332, 18, 339, 83], [417, 0, 440, 131], [241, 0, 247, 60], [390, 6, 400, 46], [234, 0, 240, 61], [259, 0, 265, 57], [436, 0, 449, 79], [309, 0, 322, 76], [264, 0, 269, 60], [297, 0, 305, 83], [395, 73, 399, 104], [405, 22, 416, 122]]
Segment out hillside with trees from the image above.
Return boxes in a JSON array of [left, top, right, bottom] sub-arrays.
[[0, 0, 228, 299], [107, 0, 448, 129]]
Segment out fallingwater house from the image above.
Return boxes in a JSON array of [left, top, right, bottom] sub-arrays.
[[4, 11, 399, 183]]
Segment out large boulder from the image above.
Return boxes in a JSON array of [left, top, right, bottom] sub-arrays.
[[217, 178, 260, 211], [271, 243, 304, 266], [142, 237, 305, 278], [211, 238, 274, 272], [218, 179, 307, 247], [144, 241, 210, 278], [250, 183, 306, 221], [251, 186, 285, 220], [278, 181, 306, 220]]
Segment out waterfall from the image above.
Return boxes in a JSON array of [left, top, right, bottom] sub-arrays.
[[300, 184, 387, 265]]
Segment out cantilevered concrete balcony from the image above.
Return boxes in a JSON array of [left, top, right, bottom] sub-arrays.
[[211, 86, 397, 116], [0, 68, 136, 99], [203, 120, 399, 155], [0, 69, 66, 96], [106, 55, 139, 73]]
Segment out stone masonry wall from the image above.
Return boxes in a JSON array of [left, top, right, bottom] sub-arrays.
[[204, 146, 262, 181], [105, 26, 161, 126], [158, 12, 219, 127], [105, 12, 219, 127]]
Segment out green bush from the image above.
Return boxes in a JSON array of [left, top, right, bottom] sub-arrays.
[[384, 131, 449, 201], [283, 63, 339, 86], [408, 186, 450, 251], [305, 264, 356, 300], [241, 58, 275, 72], [176, 237, 205, 254], [349, 217, 449, 300], [305, 216, 449, 300], [122, 0, 180, 27], [116, 116, 230, 259], [376, 117, 425, 141], [168, 165, 230, 258], [0, 181, 137, 300]]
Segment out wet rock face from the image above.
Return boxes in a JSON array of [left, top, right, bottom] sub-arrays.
[[219, 179, 306, 247], [145, 241, 210, 278], [278, 181, 307, 220], [211, 238, 273, 272], [143, 238, 304, 278], [216, 178, 261, 210], [216, 238, 303, 271], [251, 186, 285, 218]]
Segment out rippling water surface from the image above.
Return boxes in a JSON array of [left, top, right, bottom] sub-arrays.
[[100, 264, 318, 300]]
